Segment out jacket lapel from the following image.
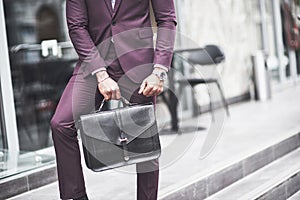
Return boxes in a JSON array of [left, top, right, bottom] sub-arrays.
[[104, 0, 113, 16]]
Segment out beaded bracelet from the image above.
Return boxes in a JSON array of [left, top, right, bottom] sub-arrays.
[[98, 76, 110, 84]]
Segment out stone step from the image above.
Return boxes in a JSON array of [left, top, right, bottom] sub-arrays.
[[158, 132, 300, 200], [207, 147, 300, 200], [288, 190, 300, 200]]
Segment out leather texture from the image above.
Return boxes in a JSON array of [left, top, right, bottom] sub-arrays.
[[78, 103, 161, 172]]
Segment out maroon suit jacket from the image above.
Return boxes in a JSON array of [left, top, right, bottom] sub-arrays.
[[66, 0, 177, 83]]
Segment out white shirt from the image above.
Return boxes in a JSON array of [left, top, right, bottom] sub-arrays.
[[111, 0, 116, 9]]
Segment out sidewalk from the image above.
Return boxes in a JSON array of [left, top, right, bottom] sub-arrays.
[[9, 85, 300, 200]]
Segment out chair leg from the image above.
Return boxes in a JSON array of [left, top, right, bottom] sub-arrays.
[[168, 69, 179, 132], [206, 84, 215, 121], [169, 90, 179, 132], [191, 86, 199, 117], [160, 90, 179, 132], [215, 81, 230, 116]]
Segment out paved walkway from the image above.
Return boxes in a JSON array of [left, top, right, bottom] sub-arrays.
[[10, 85, 300, 200]]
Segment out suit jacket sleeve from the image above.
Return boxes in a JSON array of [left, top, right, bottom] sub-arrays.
[[151, 0, 177, 69], [66, 0, 106, 76]]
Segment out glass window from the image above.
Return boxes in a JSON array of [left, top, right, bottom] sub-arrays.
[[0, 108, 5, 155], [0, 123, 3, 150], [0, 104, 5, 151], [0, 74, 7, 176], [0, 121, 5, 177], [0, 0, 77, 179], [3, 0, 76, 152]]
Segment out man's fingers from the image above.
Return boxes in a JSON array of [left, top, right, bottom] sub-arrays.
[[139, 75, 165, 96], [147, 87, 157, 97], [143, 85, 154, 96], [157, 87, 163, 95], [107, 92, 113, 100], [100, 87, 111, 100], [111, 87, 116, 99], [116, 88, 121, 99], [149, 86, 163, 96], [138, 81, 147, 94], [98, 78, 121, 101], [111, 86, 120, 100], [103, 92, 110, 100]]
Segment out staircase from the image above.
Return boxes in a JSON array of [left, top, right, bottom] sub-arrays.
[[159, 132, 300, 200], [289, 190, 300, 200]]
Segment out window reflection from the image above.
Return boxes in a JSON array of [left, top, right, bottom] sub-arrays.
[[36, 5, 61, 43], [4, 0, 77, 151]]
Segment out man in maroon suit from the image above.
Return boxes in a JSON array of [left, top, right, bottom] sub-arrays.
[[50, 0, 176, 199]]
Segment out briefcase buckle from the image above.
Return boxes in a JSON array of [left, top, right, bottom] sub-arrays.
[[119, 137, 128, 143]]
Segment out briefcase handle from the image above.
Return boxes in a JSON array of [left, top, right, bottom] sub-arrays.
[[98, 96, 130, 112]]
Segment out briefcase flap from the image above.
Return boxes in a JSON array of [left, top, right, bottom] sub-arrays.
[[79, 104, 157, 145]]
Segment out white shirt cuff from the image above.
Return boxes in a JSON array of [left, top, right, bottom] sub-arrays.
[[91, 67, 107, 76], [154, 64, 168, 72]]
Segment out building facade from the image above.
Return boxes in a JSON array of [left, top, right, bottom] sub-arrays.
[[176, 0, 300, 106]]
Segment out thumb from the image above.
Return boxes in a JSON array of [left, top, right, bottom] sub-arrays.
[[138, 80, 147, 94]]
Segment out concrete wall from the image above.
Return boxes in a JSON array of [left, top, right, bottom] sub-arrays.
[[175, 0, 265, 104]]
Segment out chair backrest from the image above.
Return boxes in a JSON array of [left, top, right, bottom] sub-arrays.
[[174, 45, 225, 66]]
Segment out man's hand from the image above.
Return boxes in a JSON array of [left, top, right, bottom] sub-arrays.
[[138, 74, 164, 97], [96, 71, 121, 100]]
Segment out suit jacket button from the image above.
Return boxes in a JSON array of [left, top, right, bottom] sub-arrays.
[[111, 20, 117, 26]]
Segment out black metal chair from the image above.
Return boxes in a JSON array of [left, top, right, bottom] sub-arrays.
[[160, 45, 229, 131]]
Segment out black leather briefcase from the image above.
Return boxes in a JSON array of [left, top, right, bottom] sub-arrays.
[[78, 98, 161, 172]]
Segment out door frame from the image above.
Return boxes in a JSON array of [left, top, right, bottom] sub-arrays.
[[0, 0, 20, 154], [271, 0, 300, 89]]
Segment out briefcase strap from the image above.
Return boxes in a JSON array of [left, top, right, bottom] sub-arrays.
[[113, 102, 131, 162], [120, 131, 130, 161], [98, 96, 130, 112]]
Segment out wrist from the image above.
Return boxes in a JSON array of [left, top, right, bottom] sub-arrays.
[[152, 67, 167, 74], [152, 68, 168, 81], [96, 71, 109, 82], [153, 64, 169, 72]]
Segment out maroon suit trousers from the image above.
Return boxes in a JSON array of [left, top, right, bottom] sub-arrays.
[[50, 44, 159, 200]]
